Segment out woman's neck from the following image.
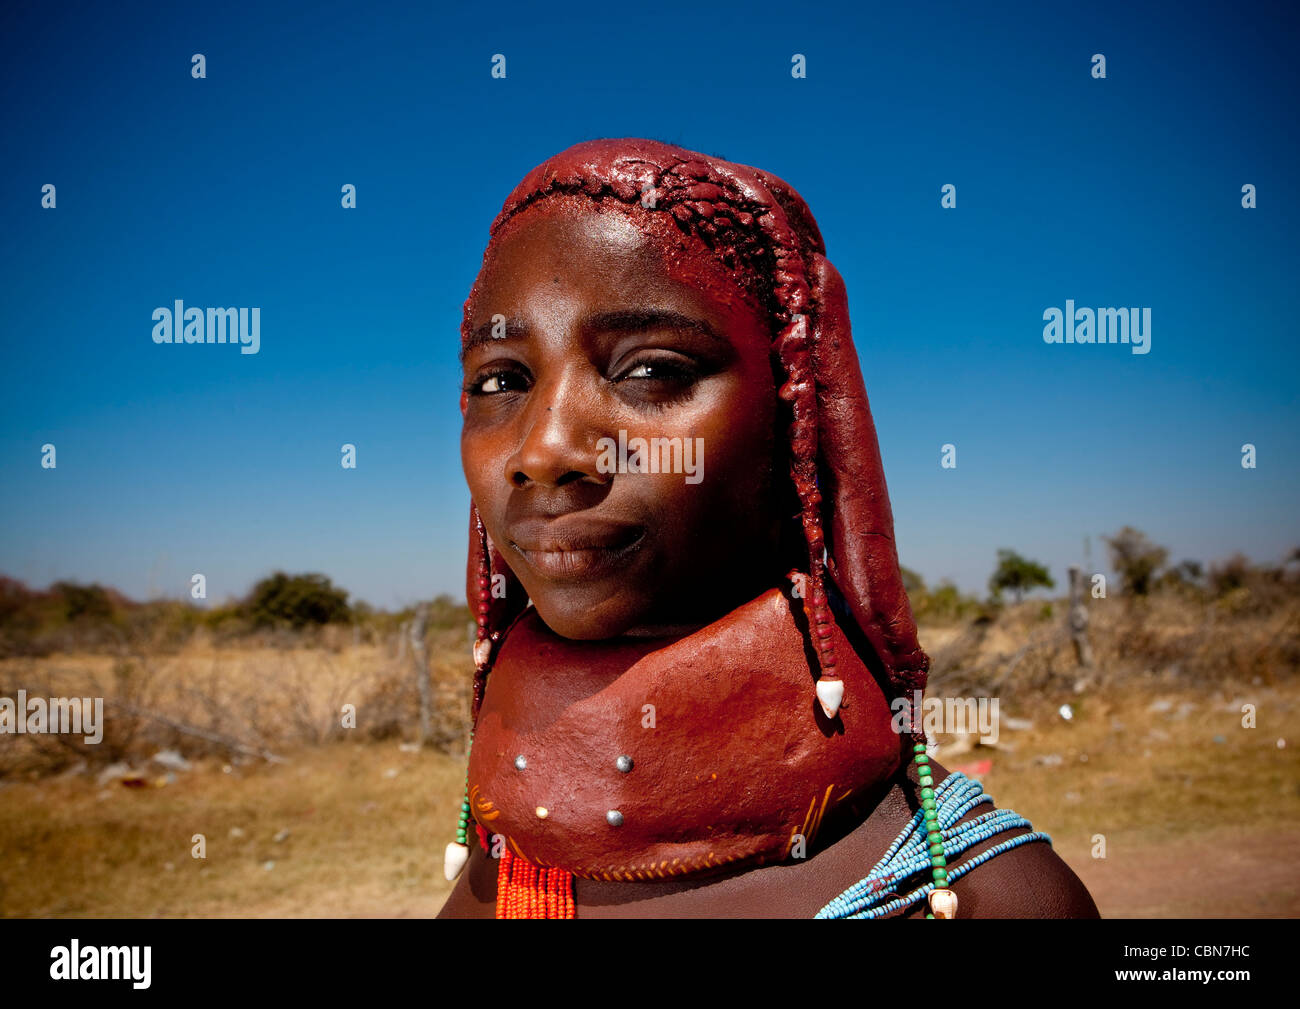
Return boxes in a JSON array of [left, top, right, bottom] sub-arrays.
[[607, 543, 795, 641]]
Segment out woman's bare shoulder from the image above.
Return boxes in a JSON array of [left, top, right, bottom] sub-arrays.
[[944, 826, 1100, 918], [927, 762, 1100, 919]]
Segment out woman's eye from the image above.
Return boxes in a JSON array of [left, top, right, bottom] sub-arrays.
[[467, 369, 529, 395], [620, 359, 695, 382]]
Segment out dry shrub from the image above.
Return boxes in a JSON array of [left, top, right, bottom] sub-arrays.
[[924, 583, 1299, 703], [0, 626, 476, 778]]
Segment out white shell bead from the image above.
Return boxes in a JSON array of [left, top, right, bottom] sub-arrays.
[[928, 887, 958, 919], [444, 841, 469, 881]]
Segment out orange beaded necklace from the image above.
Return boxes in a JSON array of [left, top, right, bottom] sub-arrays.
[[495, 848, 575, 919]]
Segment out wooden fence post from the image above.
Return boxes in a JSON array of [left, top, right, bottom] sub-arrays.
[[1068, 565, 1093, 667], [410, 604, 432, 746]]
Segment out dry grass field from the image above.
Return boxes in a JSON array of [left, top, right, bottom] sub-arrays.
[[0, 741, 465, 917], [2, 587, 1297, 918]]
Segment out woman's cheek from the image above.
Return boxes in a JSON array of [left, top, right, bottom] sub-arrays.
[[462, 442, 503, 512], [702, 403, 770, 485]]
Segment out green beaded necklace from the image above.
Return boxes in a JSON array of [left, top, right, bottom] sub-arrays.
[[914, 741, 958, 918]]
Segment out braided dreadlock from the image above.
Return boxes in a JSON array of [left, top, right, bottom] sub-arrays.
[[463, 138, 928, 733]]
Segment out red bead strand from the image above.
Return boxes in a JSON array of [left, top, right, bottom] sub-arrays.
[[494, 849, 575, 919]]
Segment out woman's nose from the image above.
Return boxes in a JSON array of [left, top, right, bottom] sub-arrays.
[[504, 380, 607, 489]]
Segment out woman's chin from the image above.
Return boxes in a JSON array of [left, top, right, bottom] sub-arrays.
[[530, 591, 650, 641]]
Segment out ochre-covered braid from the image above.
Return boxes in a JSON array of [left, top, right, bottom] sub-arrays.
[[471, 503, 493, 724], [445, 503, 496, 874]]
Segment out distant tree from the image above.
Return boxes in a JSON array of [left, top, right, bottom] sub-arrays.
[[899, 566, 926, 598], [1207, 553, 1252, 596], [988, 550, 1055, 603], [1159, 559, 1204, 590], [0, 576, 34, 623], [1102, 527, 1168, 595], [242, 572, 351, 628], [426, 593, 471, 629], [51, 581, 116, 622], [0, 576, 44, 636], [925, 580, 981, 622]]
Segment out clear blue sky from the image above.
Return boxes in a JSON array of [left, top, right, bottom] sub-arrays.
[[2, 0, 1297, 609]]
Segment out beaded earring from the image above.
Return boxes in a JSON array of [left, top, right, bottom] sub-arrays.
[[907, 692, 957, 919], [443, 504, 495, 882], [913, 735, 957, 919]]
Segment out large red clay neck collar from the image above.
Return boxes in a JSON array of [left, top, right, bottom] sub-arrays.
[[468, 585, 903, 881]]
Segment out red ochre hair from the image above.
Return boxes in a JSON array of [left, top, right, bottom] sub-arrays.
[[463, 138, 929, 726]]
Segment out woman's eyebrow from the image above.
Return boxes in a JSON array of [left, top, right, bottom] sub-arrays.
[[585, 308, 724, 342], [461, 309, 724, 366], [460, 317, 528, 366]]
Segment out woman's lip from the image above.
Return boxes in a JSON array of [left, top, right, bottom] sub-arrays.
[[508, 522, 646, 580], [508, 516, 646, 552]]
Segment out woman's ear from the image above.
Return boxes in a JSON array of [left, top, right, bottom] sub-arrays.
[[466, 504, 528, 633], [808, 252, 929, 698]]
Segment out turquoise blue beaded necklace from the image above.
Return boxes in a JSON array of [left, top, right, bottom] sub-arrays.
[[815, 749, 1051, 919]]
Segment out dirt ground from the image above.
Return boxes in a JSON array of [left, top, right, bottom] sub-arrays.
[[2, 676, 1295, 918], [1062, 828, 1299, 918]]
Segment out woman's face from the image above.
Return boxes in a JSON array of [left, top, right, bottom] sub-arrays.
[[461, 195, 784, 640]]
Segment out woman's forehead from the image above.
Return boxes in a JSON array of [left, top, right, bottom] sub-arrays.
[[487, 198, 661, 275], [464, 195, 768, 336]]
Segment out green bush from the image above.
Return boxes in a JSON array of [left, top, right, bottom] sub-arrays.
[[988, 549, 1054, 603], [241, 572, 352, 629], [899, 568, 983, 625], [1103, 526, 1168, 596]]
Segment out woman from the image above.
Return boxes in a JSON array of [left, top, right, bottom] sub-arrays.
[[437, 138, 1098, 918]]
